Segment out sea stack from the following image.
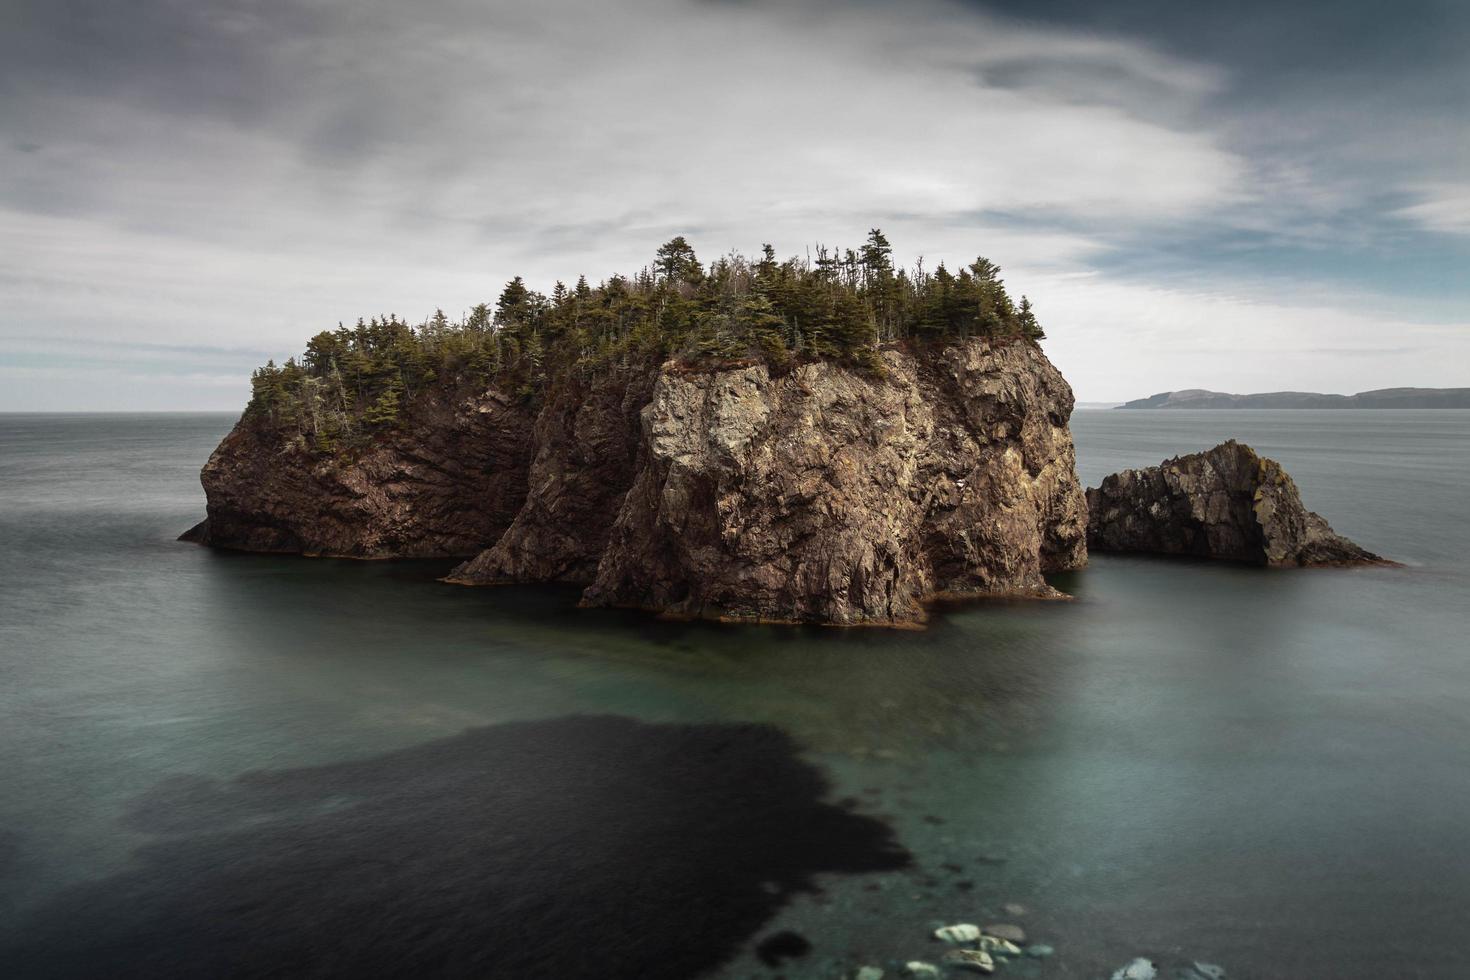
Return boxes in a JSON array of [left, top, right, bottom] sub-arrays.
[[1085, 440, 1386, 566], [189, 338, 1088, 626], [525, 339, 1087, 625], [181, 235, 1093, 626]]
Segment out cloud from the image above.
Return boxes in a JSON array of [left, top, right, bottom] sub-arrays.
[[12, 0, 1248, 235], [1395, 184, 1470, 237], [0, 0, 1464, 409], [1030, 270, 1470, 401]]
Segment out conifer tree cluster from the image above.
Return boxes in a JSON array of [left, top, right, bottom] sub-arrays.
[[246, 231, 1045, 453]]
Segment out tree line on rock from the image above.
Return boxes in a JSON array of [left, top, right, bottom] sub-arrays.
[[246, 231, 1045, 453]]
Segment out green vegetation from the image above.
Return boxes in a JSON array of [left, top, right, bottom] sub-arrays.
[[246, 231, 1045, 452]]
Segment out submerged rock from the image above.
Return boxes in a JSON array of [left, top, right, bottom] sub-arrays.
[[978, 935, 1021, 956], [1086, 440, 1386, 566], [1024, 943, 1055, 958], [942, 948, 996, 973], [980, 923, 1026, 944], [854, 966, 885, 980], [933, 923, 982, 944], [755, 930, 811, 967], [902, 963, 941, 978], [1111, 957, 1158, 980]]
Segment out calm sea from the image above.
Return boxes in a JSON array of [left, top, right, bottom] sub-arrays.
[[1, 410, 1467, 978]]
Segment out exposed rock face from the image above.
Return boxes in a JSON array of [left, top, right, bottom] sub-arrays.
[[446, 368, 656, 583], [1086, 440, 1384, 566], [574, 340, 1087, 625], [185, 389, 535, 557], [189, 338, 1089, 625]]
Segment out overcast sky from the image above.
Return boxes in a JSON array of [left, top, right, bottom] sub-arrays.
[[3, 0, 1466, 409]]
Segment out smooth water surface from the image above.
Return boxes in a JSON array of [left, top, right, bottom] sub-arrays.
[[1, 410, 1467, 978]]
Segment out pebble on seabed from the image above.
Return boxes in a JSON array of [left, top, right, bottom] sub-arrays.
[[853, 966, 884, 980], [933, 923, 982, 943], [977, 935, 1022, 956], [980, 923, 1026, 944], [1112, 957, 1158, 980], [903, 963, 941, 978], [942, 948, 996, 973], [1185, 964, 1226, 980]]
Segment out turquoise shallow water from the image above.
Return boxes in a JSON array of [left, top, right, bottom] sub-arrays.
[[1, 410, 1467, 978]]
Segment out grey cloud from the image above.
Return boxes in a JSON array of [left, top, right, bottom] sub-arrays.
[[1305, 348, 1423, 357], [2, 1, 327, 125], [0, 0, 1465, 409], [996, 0, 1470, 209]]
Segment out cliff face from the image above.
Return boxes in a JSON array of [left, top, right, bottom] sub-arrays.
[[445, 368, 657, 583], [188, 338, 1088, 626], [1085, 440, 1384, 566], [184, 389, 535, 558], [575, 340, 1086, 624]]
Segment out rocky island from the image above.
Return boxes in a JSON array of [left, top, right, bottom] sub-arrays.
[[184, 234, 1088, 626], [1086, 440, 1386, 566]]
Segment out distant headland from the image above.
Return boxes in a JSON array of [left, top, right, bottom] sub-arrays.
[[1118, 387, 1470, 410]]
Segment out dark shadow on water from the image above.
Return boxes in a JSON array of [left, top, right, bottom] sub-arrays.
[[4, 716, 908, 979]]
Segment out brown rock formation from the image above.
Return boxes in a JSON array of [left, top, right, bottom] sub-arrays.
[[572, 340, 1087, 624], [188, 338, 1089, 625], [1085, 440, 1386, 566], [445, 368, 656, 583], [183, 388, 535, 557]]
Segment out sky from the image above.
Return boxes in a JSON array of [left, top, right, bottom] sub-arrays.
[[2, 0, 1467, 410]]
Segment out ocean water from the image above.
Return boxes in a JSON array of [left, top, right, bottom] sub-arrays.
[[1, 409, 1467, 978]]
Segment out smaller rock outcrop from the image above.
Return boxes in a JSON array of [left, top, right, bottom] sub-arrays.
[[1086, 440, 1386, 566]]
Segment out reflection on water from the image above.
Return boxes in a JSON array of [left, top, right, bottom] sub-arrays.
[[2, 411, 1469, 978]]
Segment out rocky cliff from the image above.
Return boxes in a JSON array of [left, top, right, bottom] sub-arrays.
[[572, 340, 1086, 624], [188, 338, 1088, 626], [444, 367, 657, 584], [183, 388, 535, 557], [1085, 440, 1385, 566]]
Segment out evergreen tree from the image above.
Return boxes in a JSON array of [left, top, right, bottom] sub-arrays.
[[244, 231, 1046, 453], [859, 229, 893, 283], [362, 378, 403, 427], [654, 237, 702, 284], [495, 276, 531, 323], [466, 303, 492, 333], [1017, 296, 1043, 339]]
